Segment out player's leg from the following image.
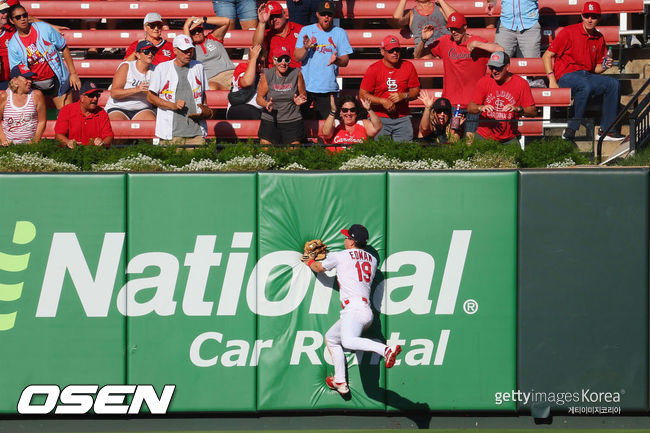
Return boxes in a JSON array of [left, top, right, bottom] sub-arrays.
[[324, 319, 347, 384], [339, 308, 387, 357]]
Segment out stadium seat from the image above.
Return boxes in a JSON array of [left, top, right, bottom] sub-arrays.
[[26, 0, 643, 19], [42, 118, 544, 139], [60, 26, 621, 49]]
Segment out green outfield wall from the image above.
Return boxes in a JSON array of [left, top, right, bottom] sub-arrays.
[[0, 170, 647, 415]]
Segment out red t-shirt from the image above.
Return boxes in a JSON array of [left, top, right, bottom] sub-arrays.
[[430, 34, 490, 108], [232, 62, 248, 87], [125, 39, 175, 65], [325, 121, 367, 152], [360, 59, 420, 118], [471, 74, 535, 142], [0, 25, 15, 81], [54, 101, 114, 146], [20, 29, 55, 80], [548, 23, 606, 80], [264, 21, 302, 69]]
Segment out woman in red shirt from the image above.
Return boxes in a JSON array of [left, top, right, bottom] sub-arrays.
[[321, 95, 382, 152]]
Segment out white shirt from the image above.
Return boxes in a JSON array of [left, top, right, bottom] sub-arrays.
[[321, 248, 377, 302]]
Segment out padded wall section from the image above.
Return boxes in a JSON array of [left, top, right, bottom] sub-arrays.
[[126, 174, 257, 412], [518, 169, 648, 412], [256, 172, 387, 411], [0, 175, 127, 413], [386, 172, 518, 411]]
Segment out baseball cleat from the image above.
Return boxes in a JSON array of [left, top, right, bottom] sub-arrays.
[[325, 376, 349, 395], [384, 345, 402, 368]]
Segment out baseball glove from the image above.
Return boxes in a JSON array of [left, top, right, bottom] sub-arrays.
[[188, 104, 213, 120], [301, 239, 328, 262]]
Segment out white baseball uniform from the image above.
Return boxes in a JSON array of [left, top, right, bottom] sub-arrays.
[[321, 248, 388, 383]]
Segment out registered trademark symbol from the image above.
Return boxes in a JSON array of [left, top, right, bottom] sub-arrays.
[[463, 299, 478, 314]]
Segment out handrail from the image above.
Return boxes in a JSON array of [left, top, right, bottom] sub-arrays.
[[597, 76, 650, 163]]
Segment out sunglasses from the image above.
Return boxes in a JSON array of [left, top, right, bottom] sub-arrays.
[[387, 47, 400, 53], [319, 12, 334, 17], [12, 12, 28, 20], [147, 22, 163, 29], [139, 48, 157, 55], [582, 13, 600, 19], [189, 27, 204, 35], [489, 65, 505, 72], [84, 91, 101, 99], [178, 48, 193, 55], [340, 107, 357, 113], [274, 55, 291, 64], [448, 27, 464, 33]]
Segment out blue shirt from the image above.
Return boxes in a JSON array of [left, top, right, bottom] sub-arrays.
[[500, 0, 538, 31], [295, 24, 353, 93]]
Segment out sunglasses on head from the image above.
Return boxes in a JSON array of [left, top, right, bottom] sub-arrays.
[[582, 13, 600, 19], [275, 55, 291, 64], [12, 12, 28, 20], [489, 65, 505, 72], [387, 47, 400, 53], [140, 48, 157, 55], [341, 107, 357, 113], [190, 27, 203, 35], [147, 22, 163, 29]]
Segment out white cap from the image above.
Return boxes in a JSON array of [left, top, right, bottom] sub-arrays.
[[143, 12, 163, 25], [173, 34, 194, 50]]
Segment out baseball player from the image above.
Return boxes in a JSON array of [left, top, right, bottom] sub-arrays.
[[303, 224, 401, 395]]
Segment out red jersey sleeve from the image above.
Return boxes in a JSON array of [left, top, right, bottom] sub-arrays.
[[406, 62, 420, 88], [99, 110, 114, 140], [360, 62, 377, 93], [429, 38, 442, 57], [548, 28, 569, 56], [470, 76, 490, 105], [233, 63, 248, 87], [54, 105, 72, 136], [124, 40, 139, 59]]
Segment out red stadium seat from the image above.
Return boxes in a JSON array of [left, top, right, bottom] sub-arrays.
[[59, 26, 621, 48], [24, 0, 643, 19], [42, 118, 544, 139], [72, 58, 548, 78]]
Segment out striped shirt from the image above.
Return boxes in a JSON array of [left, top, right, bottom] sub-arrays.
[[2, 90, 38, 144]]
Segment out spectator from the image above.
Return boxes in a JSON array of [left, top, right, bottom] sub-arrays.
[[54, 81, 114, 148], [147, 35, 213, 145], [212, 0, 257, 30], [392, 0, 455, 59], [424, 12, 503, 141], [468, 52, 536, 144], [286, 0, 319, 26], [322, 94, 382, 151], [542, 1, 623, 141], [124, 13, 175, 65], [105, 40, 156, 121], [488, 0, 544, 87], [253, 2, 303, 69], [7, 4, 81, 109], [183, 16, 235, 90], [0, 64, 45, 144], [227, 44, 263, 120], [294, 0, 352, 120], [256, 45, 307, 144], [359, 35, 420, 142], [417, 93, 461, 144]]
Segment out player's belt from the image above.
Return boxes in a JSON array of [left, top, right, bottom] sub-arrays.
[[341, 297, 368, 309]]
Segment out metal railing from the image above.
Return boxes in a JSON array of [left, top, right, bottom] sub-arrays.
[[629, 92, 650, 152], [597, 76, 650, 163]]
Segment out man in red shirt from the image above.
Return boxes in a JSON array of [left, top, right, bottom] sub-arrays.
[[359, 35, 420, 142], [542, 1, 622, 141], [124, 12, 175, 65], [468, 51, 536, 144], [423, 12, 503, 139], [0, 0, 18, 87], [55, 81, 114, 148], [252, 1, 302, 69]]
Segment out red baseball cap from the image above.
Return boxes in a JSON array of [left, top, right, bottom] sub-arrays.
[[446, 12, 467, 28], [381, 35, 400, 50], [582, 1, 601, 14], [271, 44, 290, 58], [0, 0, 19, 12], [265, 1, 283, 16]]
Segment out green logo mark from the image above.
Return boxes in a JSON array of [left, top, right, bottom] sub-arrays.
[[0, 221, 36, 331]]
